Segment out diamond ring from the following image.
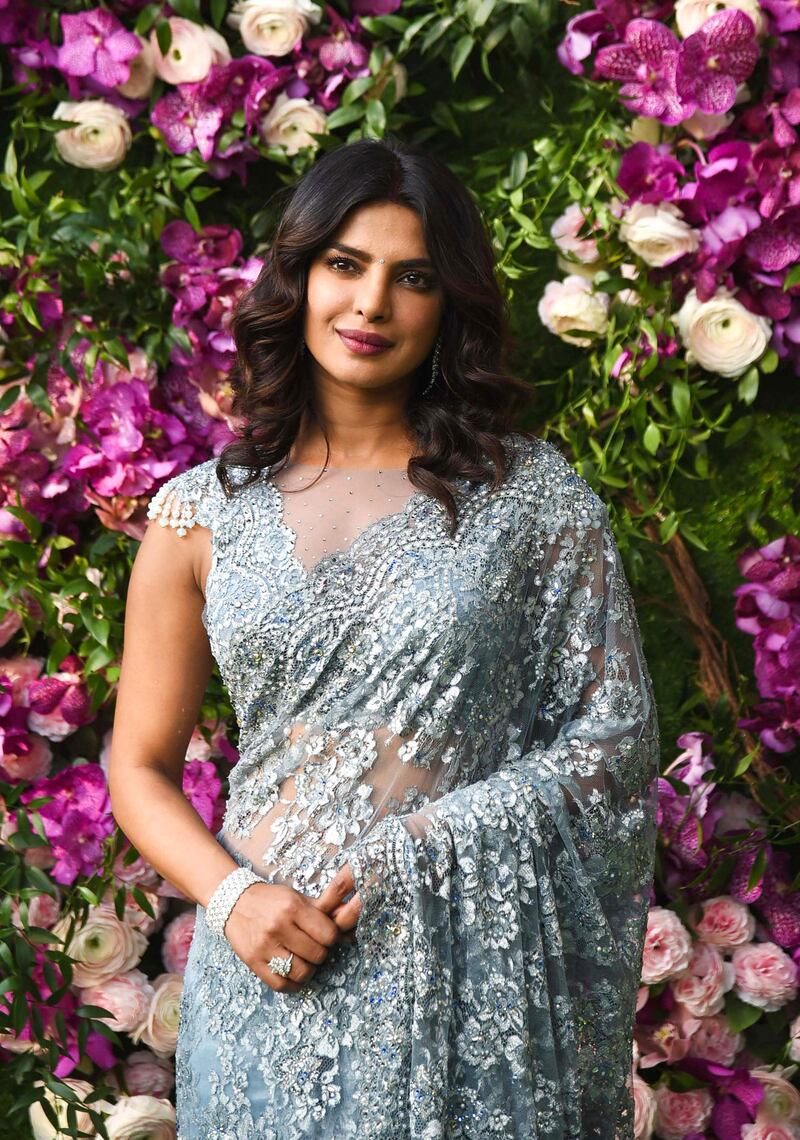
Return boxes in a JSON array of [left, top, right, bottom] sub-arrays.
[[268, 952, 294, 978]]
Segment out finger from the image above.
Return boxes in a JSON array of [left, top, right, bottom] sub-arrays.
[[296, 899, 340, 947], [287, 923, 333, 967], [313, 863, 355, 914], [330, 891, 362, 933], [262, 945, 307, 991]]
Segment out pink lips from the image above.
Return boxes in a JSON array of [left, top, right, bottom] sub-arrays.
[[336, 329, 393, 356]]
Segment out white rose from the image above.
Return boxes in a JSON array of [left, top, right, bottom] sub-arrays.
[[619, 201, 699, 267], [148, 18, 231, 85], [226, 0, 322, 57], [51, 904, 147, 987], [537, 275, 610, 346], [674, 0, 766, 38], [677, 287, 772, 378], [29, 1078, 114, 1139], [130, 973, 183, 1058], [259, 92, 327, 154], [116, 36, 156, 99], [53, 100, 132, 172], [105, 1095, 175, 1139]]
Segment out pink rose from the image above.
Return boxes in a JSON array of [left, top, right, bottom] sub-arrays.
[[112, 846, 160, 889], [162, 910, 196, 974], [81, 968, 155, 1033], [790, 1014, 800, 1063], [11, 888, 62, 931], [733, 942, 799, 1011], [687, 1013, 744, 1066], [654, 1086, 714, 1139], [741, 1119, 800, 1140], [632, 1072, 657, 1139], [750, 1066, 800, 1124], [120, 1050, 175, 1099], [537, 274, 610, 347], [670, 941, 735, 1016], [1, 734, 53, 782], [641, 907, 693, 985], [550, 203, 601, 264], [148, 17, 230, 84], [0, 655, 44, 700], [130, 973, 183, 1058], [690, 895, 756, 948]]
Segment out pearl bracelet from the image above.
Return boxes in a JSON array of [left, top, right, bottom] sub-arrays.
[[205, 866, 262, 938]]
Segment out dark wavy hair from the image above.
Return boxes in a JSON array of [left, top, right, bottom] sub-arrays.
[[217, 134, 536, 534]]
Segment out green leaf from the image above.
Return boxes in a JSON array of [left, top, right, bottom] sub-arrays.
[[671, 380, 691, 423], [759, 348, 779, 374], [155, 19, 173, 55], [326, 105, 364, 131], [451, 34, 475, 81], [724, 992, 764, 1033], [365, 98, 386, 133], [737, 367, 759, 404], [210, 0, 226, 26], [643, 422, 662, 455]]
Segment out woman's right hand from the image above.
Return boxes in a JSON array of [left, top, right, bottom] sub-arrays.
[[223, 881, 341, 993]]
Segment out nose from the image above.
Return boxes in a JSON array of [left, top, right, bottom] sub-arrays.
[[353, 267, 391, 322]]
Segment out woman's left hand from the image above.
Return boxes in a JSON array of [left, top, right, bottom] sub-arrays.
[[312, 862, 362, 943]]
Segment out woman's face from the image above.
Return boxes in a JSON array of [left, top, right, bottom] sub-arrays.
[[303, 200, 445, 394]]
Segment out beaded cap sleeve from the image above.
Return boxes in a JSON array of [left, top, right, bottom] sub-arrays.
[[156, 434, 661, 1140]]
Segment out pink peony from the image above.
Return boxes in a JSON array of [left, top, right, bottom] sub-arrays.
[[687, 1013, 744, 1065], [161, 910, 196, 974], [80, 968, 155, 1033], [11, 887, 62, 931], [1, 733, 53, 782], [670, 941, 735, 1016], [741, 1119, 800, 1140], [119, 1050, 175, 1099], [641, 907, 694, 984], [690, 895, 757, 948], [654, 1086, 714, 1139], [790, 1014, 800, 1063], [732, 941, 799, 1011], [632, 1071, 657, 1138]]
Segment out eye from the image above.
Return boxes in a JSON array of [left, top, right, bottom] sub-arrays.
[[323, 255, 436, 290]]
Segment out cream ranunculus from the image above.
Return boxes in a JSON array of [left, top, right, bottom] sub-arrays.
[[29, 1077, 114, 1140], [116, 35, 156, 99], [226, 0, 323, 57], [148, 18, 231, 85], [259, 92, 328, 154], [677, 287, 772, 378], [619, 201, 699, 267], [53, 101, 132, 172], [674, 0, 766, 38], [130, 973, 183, 1058], [104, 1095, 176, 1139], [51, 904, 147, 987], [537, 275, 610, 346]]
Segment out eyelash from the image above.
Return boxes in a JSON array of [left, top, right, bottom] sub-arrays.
[[324, 255, 436, 290]]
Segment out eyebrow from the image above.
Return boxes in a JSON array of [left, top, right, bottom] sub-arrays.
[[326, 242, 434, 270]]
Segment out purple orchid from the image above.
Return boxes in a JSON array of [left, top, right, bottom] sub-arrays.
[[738, 694, 800, 752], [151, 86, 224, 162], [742, 87, 800, 147], [752, 140, 800, 217], [616, 141, 686, 202], [182, 758, 223, 829], [0, 675, 31, 761], [161, 221, 244, 269], [19, 761, 115, 885], [772, 298, 800, 368], [679, 141, 754, 223], [57, 8, 142, 88], [594, 19, 688, 124], [675, 10, 760, 116], [760, 0, 800, 34], [558, 10, 618, 75]]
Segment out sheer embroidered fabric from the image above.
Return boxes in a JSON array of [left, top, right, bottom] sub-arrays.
[[145, 433, 660, 1139]]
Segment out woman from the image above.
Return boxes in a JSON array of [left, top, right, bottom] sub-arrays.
[[109, 135, 660, 1139]]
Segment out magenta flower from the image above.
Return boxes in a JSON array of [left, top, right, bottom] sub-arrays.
[[19, 762, 115, 885], [151, 87, 224, 162], [738, 694, 800, 752], [558, 10, 618, 76], [675, 9, 759, 116], [752, 140, 800, 218], [594, 19, 688, 124], [616, 141, 686, 203], [57, 9, 142, 88], [160, 221, 243, 269], [0, 674, 31, 760], [182, 758, 222, 829]]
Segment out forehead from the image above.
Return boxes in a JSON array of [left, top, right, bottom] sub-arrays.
[[330, 201, 428, 255]]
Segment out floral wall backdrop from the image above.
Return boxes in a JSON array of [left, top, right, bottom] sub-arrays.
[[0, 0, 798, 1136]]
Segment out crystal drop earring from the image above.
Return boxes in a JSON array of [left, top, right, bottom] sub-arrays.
[[421, 331, 442, 398]]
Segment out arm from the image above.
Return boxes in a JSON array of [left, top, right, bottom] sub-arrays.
[[107, 515, 239, 908]]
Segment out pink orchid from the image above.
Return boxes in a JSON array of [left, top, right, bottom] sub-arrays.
[[675, 10, 760, 116], [57, 9, 142, 88]]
